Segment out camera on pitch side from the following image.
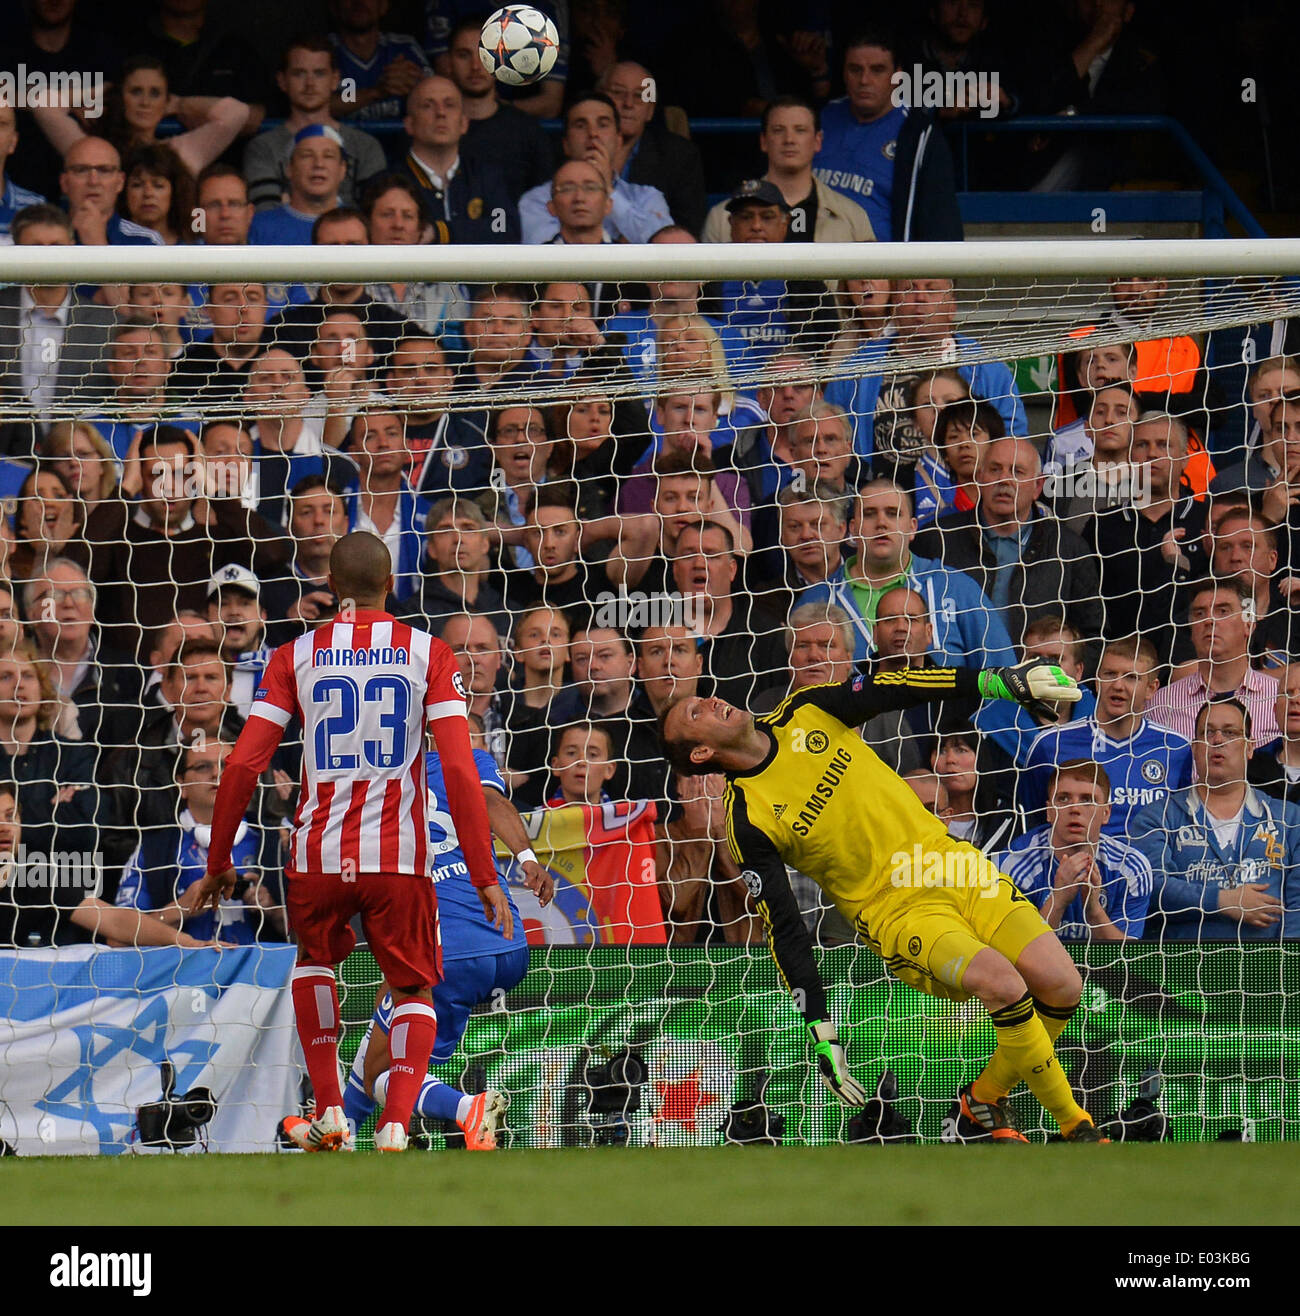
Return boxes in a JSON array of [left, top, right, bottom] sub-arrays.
[[1106, 1068, 1167, 1142], [135, 1061, 217, 1150], [582, 1047, 648, 1146], [720, 1070, 786, 1145], [846, 1070, 915, 1144]]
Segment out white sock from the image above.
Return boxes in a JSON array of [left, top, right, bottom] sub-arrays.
[[456, 1094, 474, 1124], [373, 1070, 389, 1108]]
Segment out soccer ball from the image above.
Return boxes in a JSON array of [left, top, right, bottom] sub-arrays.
[[479, 6, 560, 87]]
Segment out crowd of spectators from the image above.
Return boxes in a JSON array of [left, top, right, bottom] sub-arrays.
[[0, 0, 1297, 951]]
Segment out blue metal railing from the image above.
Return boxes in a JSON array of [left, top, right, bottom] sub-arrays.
[[165, 110, 1261, 238], [950, 114, 1266, 239]]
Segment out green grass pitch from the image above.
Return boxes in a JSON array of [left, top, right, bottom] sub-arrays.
[[5, 1144, 1299, 1225]]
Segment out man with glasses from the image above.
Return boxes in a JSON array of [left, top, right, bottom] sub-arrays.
[[196, 163, 256, 245], [24, 557, 141, 753], [598, 60, 706, 234], [1134, 698, 1300, 940], [60, 136, 162, 247], [545, 160, 613, 248], [116, 738, 285, 944], [519, 93, 671, 244], [482, 406, 553, 571]]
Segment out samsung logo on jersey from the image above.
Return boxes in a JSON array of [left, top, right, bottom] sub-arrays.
[[1112, 786, 1166, 807], [812, 167, 874, 197], [313, 646, 409, 668], [790, 747, 854, 836], [741, 325, 790, 343]]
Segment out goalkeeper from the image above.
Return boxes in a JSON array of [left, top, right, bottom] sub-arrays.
[[659, 661, 1107, 1143]]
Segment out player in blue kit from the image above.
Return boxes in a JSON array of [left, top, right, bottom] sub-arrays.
[[1021, 637, 1193, 843], [283, 715, 552, 1151]]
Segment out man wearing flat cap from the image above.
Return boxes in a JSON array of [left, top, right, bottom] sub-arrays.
[[699, 180, 840, 368]]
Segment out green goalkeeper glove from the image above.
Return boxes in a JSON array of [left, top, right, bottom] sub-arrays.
[[979, 660, 1082, 722], [808, 1020, 867, 1106]]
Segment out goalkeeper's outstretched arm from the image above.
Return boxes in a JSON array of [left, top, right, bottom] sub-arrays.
[[797, 661, 1081, 729]]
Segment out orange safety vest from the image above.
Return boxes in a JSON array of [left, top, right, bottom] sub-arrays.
[[1053, 331, 1203, 427], [1054, 330, 1213, 497]]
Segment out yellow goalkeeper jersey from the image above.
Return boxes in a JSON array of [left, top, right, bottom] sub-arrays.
[[723, 667, 981, 1017]]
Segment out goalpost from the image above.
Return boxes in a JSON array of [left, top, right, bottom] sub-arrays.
[[1, 237, 1299, 1153]]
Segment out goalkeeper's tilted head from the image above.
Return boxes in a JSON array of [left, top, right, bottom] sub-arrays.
[[659, 694, 759, 776]]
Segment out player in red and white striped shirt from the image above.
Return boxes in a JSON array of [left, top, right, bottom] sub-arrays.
[[189, 532, 509, 1153]]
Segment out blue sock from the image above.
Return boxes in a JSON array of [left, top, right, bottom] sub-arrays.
[[414, 1078, 465, 1123], [343, 1073, 375, 1127]]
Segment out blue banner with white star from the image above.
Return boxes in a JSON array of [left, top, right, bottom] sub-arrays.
[[0, 945, 297, 1155]]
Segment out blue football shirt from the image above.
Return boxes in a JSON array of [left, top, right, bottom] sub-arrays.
[[812, 100, 905, 242], [426, 746, 524, 959], [1021, 715, 1194, 843]]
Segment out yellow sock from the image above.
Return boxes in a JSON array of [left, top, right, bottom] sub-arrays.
[[984, 993, 1086, 1131], [972, 997, 1076, 1104], [1035, 997, 1076, 1046]]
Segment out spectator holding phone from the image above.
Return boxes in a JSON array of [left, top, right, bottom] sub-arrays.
[[119, 740, 285, 944]]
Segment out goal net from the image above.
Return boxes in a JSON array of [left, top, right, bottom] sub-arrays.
[[1, 238, 1299, 1152]]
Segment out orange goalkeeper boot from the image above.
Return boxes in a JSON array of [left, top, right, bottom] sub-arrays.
[[945, 1083, 1030, 1144]]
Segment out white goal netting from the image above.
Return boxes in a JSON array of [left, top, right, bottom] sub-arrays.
[[2, 238, 1299, 1152]]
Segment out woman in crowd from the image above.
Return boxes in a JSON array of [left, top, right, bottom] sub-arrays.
[[32, 54, 250, 179], [499, 607, 582, 808], [916, 395, 1005, 527], [824, 278, 894, 371], [40, 423, 121, 515], [931, 726, 1023, 856], [655, 313, 765, 435], [548, 381, 655, 521], [119, 144, 196, 245], [7, 468, 89, 586]]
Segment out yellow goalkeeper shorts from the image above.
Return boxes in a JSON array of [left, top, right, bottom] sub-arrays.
[[852, 839, 1053, 1002]]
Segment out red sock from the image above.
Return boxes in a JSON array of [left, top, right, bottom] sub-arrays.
[[291, 966, 343, 1112], [380, 999, 438, 1132]]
